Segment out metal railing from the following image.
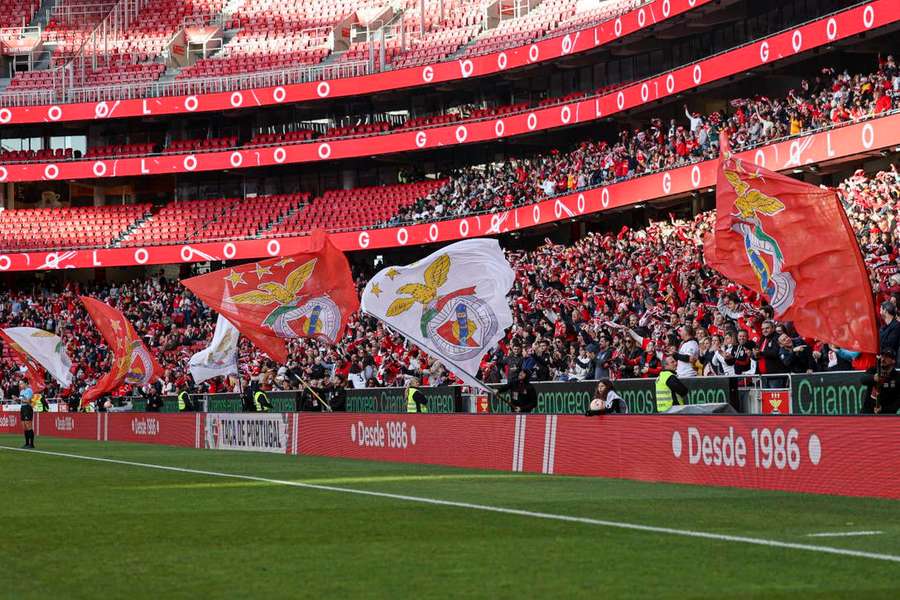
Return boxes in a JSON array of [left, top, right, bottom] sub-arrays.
[[0, 0, 661, 107]]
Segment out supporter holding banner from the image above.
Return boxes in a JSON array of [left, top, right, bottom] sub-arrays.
[[361, 239, 515, 394], [705, 135, 879, 353], [182, 230, 359, 364], [189, 314, 240, 384], [80, 296, 164, 407], [1, 327, 73, 388]]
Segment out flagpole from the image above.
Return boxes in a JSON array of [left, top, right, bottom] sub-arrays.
[[363, 312, 498, 396], [294, 373, 332, 412]]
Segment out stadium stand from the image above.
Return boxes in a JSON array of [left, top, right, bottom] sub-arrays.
[[117, 194, 309, 247], [1, 165, 896, 400], [1, 0, 654, 104], [0, 204, 151, 252], [0, 60, 893, 254], [266, 180, 448, 235], [165, 136, 239, 153], [0, 0, 38, 29]]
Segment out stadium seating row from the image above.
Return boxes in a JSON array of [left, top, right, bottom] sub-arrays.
[[1, 0, 647, 103]]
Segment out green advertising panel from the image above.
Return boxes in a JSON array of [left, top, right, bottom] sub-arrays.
[[345, 386, 461, 414], [790, 371, 868, 415], [489, 376, 734, 415]]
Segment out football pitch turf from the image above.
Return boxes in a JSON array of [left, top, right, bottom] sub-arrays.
[[2, 435, 898, 599]]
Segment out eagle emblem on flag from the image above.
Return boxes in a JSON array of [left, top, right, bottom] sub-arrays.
[[229, 258, 342, 342], [723, 163, 796, 316], [386, 254, 499, 361]]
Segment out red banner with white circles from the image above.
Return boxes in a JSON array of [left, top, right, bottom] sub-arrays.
[[0, 0, 711, 126], [0, 0, 895, 183], [0, 111, 897, 272]]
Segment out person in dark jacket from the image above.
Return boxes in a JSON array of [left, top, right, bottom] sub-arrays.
[[497, 369, 538, 413], [879, 301, 900, 357], [778, 334, 813, 373], [756, 320, 787, 374], [861, 349, 900, 414]]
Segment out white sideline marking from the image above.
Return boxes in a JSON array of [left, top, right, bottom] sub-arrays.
[[3, 445, 900, 564], [807, 531, 883, 538]]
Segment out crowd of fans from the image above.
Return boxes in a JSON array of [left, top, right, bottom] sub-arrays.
[[387, 58, 899, 226], [1, 161, 897, 404], [1, 56, 899, 403]]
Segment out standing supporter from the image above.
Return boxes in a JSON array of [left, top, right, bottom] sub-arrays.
[[672, 325, 699, 378], [879, 301, 900, 357]]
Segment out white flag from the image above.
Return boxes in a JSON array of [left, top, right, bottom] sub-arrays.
[[361, 239, 514, 393], [189, 314, 240, 384], [2, 327, 72, 388]]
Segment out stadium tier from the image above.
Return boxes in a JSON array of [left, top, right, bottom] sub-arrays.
[[0, 0, 38, 29], [0, 204, 151, 251], [0, 165, 897, 401], [0, 0, 709, 110], [0, 59, 894, 255], [118, 193, 310, 247]]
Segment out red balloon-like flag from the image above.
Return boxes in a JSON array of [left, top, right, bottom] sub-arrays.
[[81, 295, 163, 406], [181, 230, 359, 364], [704, 137, 879, 353]]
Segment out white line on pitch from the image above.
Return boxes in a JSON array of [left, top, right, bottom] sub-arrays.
[[3, 445, 900, 564], [807, 531, 883, 538]]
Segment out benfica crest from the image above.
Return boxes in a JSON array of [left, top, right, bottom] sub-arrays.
[[229, 258, 342, 343], [724, 161, 796, 316], [122, 340, 157, 385], [386, 254, 500, 361]]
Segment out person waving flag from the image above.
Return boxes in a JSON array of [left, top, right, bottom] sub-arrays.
[[182, 230, 358, 363], [705, 134, 879, 353], [81, 296, 163, 407], [361, 239, 515, 394]]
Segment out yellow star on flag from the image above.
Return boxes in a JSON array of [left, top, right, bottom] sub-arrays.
[[370, 282, 383, 298], [110, 321, 122, 334], [275, 258, 295, 268], [225, 269, 246, 288], [253, 263, 272, 280], [386, 268, 400, 280]]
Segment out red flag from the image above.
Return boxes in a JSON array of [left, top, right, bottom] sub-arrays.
[[181, 230, 359, 364], [704, 137, 878, 353], [0, 330, 46, 393], [81, 295, 163, 406]]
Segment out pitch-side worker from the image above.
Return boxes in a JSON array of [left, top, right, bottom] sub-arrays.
[[20, 392, 36, 449]]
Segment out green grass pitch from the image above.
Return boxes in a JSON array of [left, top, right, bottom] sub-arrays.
[[2, 435, 898, 599]]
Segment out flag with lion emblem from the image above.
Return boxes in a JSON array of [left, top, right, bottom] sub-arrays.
[[704, 134, 878, 353], [189, 314, 240, 384], [361, 239, 515, 393], [181, 230, 358, 363]]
